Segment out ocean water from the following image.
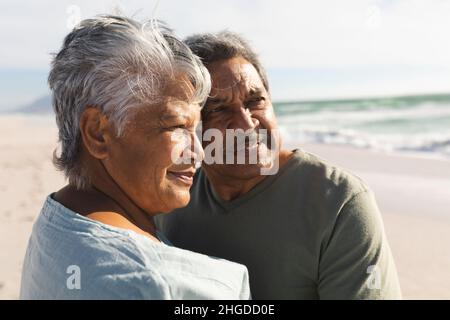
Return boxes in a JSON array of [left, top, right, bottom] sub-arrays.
[[274, 94, 450, 159]]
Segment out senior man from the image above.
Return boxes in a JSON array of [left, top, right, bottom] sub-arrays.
[[156, 32, 401, 300]]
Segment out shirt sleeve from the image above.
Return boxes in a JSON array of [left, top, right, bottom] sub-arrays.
[[318, 189, 402, 299], [86, 270, 172, 300]]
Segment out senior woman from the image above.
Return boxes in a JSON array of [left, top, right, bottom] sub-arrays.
[[20, 15, 250, 299]]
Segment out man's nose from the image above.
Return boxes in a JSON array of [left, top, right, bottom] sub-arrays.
[[229, 106, 260, 131]]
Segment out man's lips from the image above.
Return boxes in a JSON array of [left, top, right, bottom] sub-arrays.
[[167, 169, 195, 185]]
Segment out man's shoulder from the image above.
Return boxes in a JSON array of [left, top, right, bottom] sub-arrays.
[[287, 148, 370, 199]]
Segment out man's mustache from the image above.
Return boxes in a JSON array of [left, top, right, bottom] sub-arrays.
[[224, 130, 269, 154]]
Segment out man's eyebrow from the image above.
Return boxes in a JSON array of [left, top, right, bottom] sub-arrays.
[[247, 88, 265, 98], [206, 97, 228, 105]]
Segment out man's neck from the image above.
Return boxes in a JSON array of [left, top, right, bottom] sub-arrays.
[[203, 149, 295, 202]]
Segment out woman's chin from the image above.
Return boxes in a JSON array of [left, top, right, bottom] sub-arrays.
[[165, 191, 191, 211], [151, 180, 192, 213]]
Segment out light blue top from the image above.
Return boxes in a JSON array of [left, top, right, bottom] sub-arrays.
[[20, 195, 251, 300]]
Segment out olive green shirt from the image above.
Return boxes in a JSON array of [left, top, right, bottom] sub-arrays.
[[156, 149, 402, 299]]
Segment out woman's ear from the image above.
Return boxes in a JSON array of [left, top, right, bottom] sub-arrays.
[[79, 107, 111, 160]]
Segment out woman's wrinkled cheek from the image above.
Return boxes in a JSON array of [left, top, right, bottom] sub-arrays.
[[168, 129, 191, 165]]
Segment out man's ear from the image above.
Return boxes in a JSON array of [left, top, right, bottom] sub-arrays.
[[79, 107, 112, 160]]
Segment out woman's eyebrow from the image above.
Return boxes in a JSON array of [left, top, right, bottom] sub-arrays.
[[160, 113, 189, 122]]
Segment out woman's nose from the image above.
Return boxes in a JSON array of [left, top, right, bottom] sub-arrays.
[[193, 133, 205, 163], [182, 132, 204, 166]]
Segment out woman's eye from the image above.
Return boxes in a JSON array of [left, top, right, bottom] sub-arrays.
[[165, 124, 185, 131]]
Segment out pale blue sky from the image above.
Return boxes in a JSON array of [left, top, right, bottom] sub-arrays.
[[1, 0, 450, 110]]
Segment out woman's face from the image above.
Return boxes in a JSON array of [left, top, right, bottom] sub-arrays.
[[103, 86, 204, 214]]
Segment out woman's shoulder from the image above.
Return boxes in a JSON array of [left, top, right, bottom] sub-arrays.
[[27, 195, 250, 299], [35, 195, 148, 260]]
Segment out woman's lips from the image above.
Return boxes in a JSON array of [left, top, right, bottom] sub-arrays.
[[167, 170, 195, 186]]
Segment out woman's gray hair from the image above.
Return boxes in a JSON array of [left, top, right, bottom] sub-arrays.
[[184, 31, 269, 92], [49, 15, 210, 189]]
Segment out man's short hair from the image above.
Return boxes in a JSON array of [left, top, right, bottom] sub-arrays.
[[184, 31, 269, 93]]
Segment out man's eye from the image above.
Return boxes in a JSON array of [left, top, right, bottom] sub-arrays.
[[210, 106, 226, 113], [203, 106, 226, 118], [246, 97, 265, 108]]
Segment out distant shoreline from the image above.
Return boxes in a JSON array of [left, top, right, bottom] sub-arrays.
[[273, 92, 450, 105], [6, 91, 450, 114]]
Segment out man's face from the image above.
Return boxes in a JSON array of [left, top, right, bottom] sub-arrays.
[[201, 56, 280, 180]]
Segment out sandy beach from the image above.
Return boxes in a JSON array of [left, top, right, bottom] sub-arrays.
[[1, 114, 449, 299]]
